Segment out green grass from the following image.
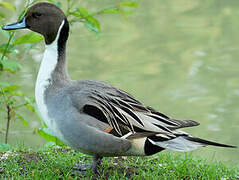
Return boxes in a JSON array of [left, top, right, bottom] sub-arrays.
[[0, 147, 238, 179]]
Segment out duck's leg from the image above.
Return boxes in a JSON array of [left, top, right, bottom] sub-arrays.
[[72, 155, 103, 173], [72, 163, 91, 171], [91, 155, 103, 173]]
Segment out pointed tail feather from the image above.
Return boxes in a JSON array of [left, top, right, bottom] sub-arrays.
[[148, 136, 204, 152], [148, 136, 237, 152], [185, 136, 237, 148]]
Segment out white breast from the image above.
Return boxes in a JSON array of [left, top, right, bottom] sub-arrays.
[[35, 20, 65, 139], [35, 41, 58, 130]]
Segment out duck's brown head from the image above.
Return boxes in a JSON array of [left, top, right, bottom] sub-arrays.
[[2, 2, 69, 45]]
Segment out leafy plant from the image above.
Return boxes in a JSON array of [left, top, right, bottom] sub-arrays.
[[67, 0, 139, 36], [0, 1, 38, 147]]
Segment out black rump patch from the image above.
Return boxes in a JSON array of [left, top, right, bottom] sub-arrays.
[[144, 137, 165, 156]]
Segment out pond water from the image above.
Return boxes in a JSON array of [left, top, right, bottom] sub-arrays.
[[0, 0, 238, 166]]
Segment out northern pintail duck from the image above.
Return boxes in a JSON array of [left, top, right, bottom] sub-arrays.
[[3, 2, 236, 173]]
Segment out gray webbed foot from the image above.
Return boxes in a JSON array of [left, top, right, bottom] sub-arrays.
[[72, 163, 92, 171], [72, 155, 103, 174], [91, 155, 103, 173]]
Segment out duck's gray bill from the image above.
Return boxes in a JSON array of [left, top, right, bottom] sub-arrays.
[[2, 17, 27, 30]]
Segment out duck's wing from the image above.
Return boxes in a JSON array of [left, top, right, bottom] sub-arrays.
[[71, 80, 236, 152], [72, 81, 199, 138]]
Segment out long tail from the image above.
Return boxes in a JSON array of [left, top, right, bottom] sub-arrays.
[[185, 136, 237, 148], [148, 135, 237, 152]]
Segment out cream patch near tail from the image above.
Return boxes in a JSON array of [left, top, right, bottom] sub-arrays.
[[126, 137, 147, 156]]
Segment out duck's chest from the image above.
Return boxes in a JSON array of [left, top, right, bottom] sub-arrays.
[[35, 84, 67, 144], [35, 78, 57, 132]]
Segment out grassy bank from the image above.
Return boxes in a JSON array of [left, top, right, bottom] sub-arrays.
[[0, 147, 238, 179]]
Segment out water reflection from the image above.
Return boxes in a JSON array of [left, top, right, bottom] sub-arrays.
[[0, 0, 238, 166]]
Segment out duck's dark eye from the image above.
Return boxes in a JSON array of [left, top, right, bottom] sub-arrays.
[[32, 12, 42, 18]]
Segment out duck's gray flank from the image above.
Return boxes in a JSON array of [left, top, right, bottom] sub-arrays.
[[2, 2, 236, 173]]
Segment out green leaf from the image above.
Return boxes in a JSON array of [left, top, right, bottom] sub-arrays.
[[70, 7, 89, 18], [83, 16, 101, 35], [39, 117, 48, 128], [38, 128, 55, 139], [119, 1, 139, 8], [44, 141, 57, 148], [120, 9, 135, 14], [42, 128, 56, 138], [24, 104, 35, 112], [2, 85, 20, 92], [12, 32, 43, 45], [99, 8, 120, 14], [16, 114, 28, 126], [0, 12, 5, 21], [0, 1, 16, 11], [11, 91, 25, 97], [71, 7, 101, 36], [2, 60, 22, 73], [38, 128, 65, 146], [0, 143, 11, 151], [77, 7, 90, 17], [98, 8, 135, 15], [69, 11, 80, 17], [24, 97, 35, 104]]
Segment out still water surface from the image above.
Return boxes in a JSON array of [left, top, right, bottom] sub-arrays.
[[0, 0, 238, 166]]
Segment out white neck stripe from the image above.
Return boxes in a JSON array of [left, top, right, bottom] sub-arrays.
[[35, 19, 65, 131], [45, 20, 65, 50]]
